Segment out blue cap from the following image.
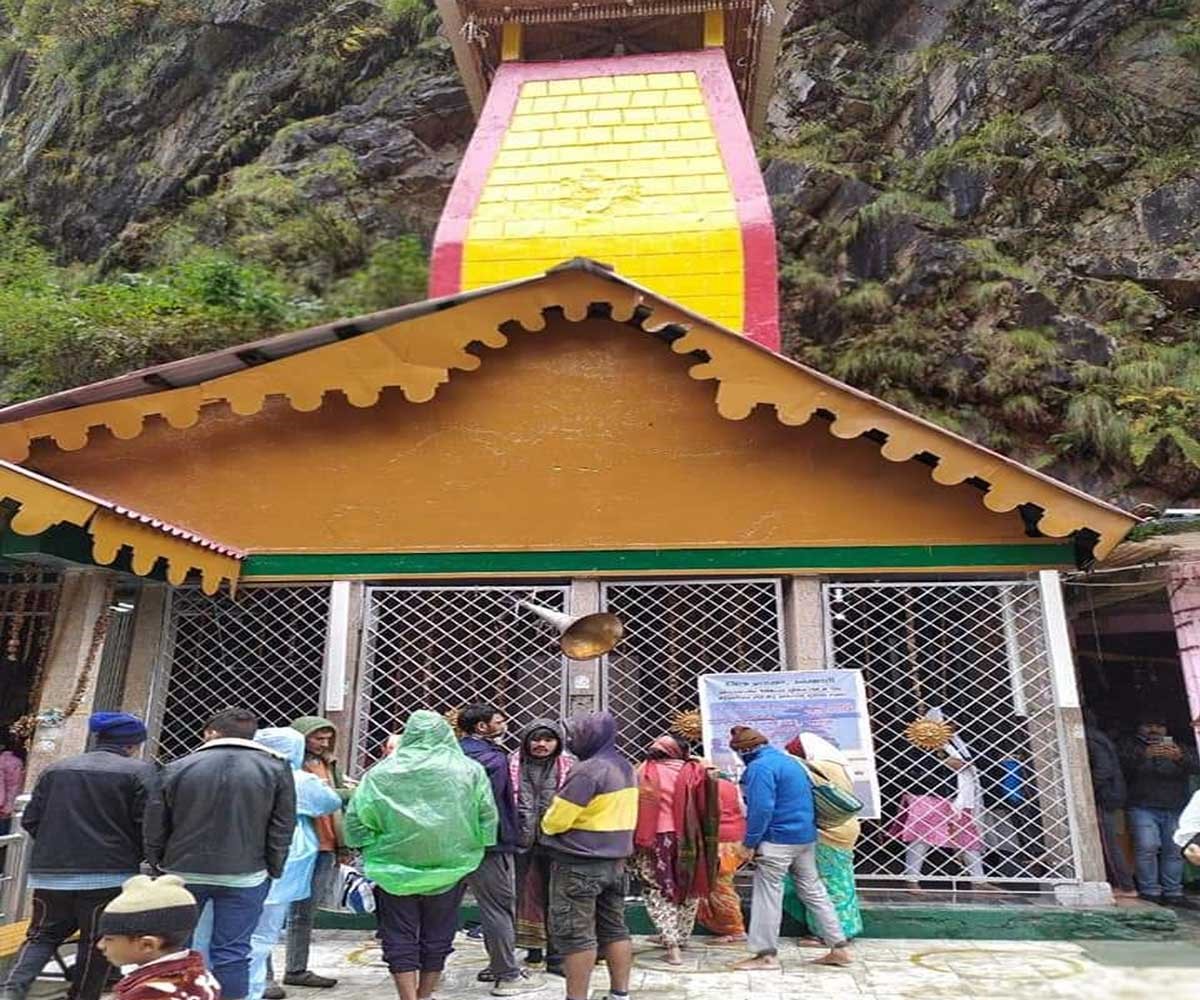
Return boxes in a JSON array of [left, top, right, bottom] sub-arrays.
[[88, 712, 147, 746]]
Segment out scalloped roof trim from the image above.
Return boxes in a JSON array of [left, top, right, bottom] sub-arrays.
[[0, 263, 1137, 560]]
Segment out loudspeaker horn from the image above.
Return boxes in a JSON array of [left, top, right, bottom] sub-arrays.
[[517, 601, 625, 660]]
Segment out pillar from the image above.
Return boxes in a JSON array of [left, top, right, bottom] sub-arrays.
[[1166, 561, 1200, 743], [500, 22, 523, 61], [566, 580, 601, 716], [323, 581, 363, 744], [24, 569, 114, 785], [702, 9, 724, 47], [1039, 570, 1111, 904], [118, 582, 169, 746], [783, 575, 825, 670]]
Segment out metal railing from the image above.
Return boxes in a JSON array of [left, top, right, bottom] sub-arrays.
[[1, 796, 32, 924], [354, 585, 570, 772], [154, 586, 331, 761]]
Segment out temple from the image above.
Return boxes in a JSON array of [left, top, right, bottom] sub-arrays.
[[0, 0, 1157, 925]]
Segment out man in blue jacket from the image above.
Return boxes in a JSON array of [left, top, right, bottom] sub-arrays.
[[459, 705, 541, 996], [728, 725, 853, 970]]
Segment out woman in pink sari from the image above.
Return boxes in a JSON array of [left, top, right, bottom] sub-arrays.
[[634, 734, 719, 966]]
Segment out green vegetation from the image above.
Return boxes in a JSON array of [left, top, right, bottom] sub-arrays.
[[0, 204, 428, 403]]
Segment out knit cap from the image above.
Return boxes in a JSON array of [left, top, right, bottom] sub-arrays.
[[729, 725, 768, 753], [99, 875, 198, 938], [89, 712, 147, 747]]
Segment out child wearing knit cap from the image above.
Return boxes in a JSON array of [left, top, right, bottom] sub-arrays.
[[97, 875, 221, 1000]]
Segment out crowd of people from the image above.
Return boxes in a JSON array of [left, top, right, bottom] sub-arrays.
[[3, 704, 870, 1000]]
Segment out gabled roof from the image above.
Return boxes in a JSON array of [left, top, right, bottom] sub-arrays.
[[0, 260, 1137, 561], [0, 462, 242, 594]]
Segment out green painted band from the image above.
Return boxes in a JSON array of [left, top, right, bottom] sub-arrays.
[[242, 543, 1074, 577]]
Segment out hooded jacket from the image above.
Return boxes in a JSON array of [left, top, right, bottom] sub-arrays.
[[344, 711, 498, 896], [290, 715, 350, 849], [508, 718, 575, 850], [460, 733, 520, 854], [145, 737, 296, 880], [540, 712, 636, 859], [256, 728, 342, 906], [290, 716, 351, 801], [739, 744, 816, 849]]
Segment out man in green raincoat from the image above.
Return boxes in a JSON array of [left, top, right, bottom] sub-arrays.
[[345, 711, 497, 1000]]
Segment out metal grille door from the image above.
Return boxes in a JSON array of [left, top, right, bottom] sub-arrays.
[[601, 579, 785, 756], [824, 581, 1077, 887], [355, 586, 569, 771], [155, 585, 330, 761]]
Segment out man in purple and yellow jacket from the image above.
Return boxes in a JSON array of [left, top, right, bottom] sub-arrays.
[[540, 711, 636, 1000]]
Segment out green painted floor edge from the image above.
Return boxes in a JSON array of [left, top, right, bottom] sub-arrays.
[[315, 901, 1180, 942]]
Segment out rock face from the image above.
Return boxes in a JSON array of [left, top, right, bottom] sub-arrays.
[[1019, 0, 1160, 55], [763, 0, 1200, 505], [0, 0, 1198, 506], [0, 4, 468, 263]]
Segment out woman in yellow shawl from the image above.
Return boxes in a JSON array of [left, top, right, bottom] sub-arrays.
[[783, 732, 863, 941]]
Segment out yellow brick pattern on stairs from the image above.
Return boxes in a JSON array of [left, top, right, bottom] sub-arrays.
[[461, 71, 745, 332]]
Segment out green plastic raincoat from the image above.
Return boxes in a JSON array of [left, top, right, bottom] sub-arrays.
[[344, 710, 498, 896]]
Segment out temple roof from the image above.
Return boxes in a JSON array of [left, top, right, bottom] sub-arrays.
[[0, 260, 1137, 564], [0, 461, 242, 593]]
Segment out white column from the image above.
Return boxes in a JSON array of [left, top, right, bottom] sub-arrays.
[[1166, 562, 1200, 745], [326, 581, 365, 759], [1039, 570, 1110, 901]]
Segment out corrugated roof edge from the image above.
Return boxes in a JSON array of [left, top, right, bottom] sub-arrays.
[[0, 460, 245, 559]]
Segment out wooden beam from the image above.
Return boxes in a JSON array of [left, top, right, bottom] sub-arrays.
[[500, 21, 523, 61], [703, 9, 724, 47]]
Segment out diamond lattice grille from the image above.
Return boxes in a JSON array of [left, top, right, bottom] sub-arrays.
[[825, 581, 1077, 886], [156, 585, 330, 761], [355, 586, 569, 772], [601, 579, 785, 756]]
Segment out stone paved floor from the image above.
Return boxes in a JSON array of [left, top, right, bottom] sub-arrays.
[[296, 929, 1200, 1000]]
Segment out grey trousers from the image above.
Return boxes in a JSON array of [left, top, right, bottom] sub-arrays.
[[285, 850, 338, 974], [748, 842, 847, 956], [467, 852, 519, 981]]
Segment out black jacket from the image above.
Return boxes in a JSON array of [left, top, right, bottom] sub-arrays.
[[460, 736, 520, 853], [1120, 737, 1199, 811], [23, 748, 158, 875], [145, 739, 296, 880], [1086, 727, 1126, 810]]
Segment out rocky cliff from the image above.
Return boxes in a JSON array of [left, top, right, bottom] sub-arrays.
[[0, 0, 1197, 507]]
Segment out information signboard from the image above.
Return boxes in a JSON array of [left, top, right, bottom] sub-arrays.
[[698, 670, 881, 819]]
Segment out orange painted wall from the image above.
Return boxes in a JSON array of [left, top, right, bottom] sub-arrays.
[[27, 317, 1038, 555]]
